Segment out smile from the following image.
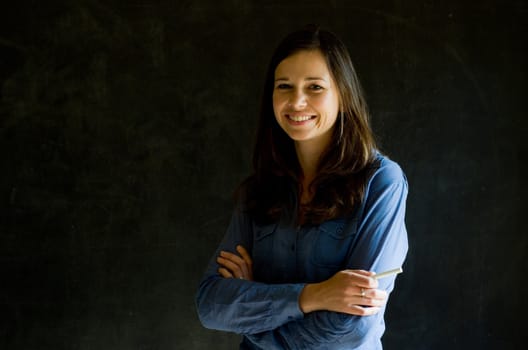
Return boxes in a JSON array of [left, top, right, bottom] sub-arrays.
[[287, 115, 316, 122]]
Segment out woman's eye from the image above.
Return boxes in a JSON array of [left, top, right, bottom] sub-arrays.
[[276, 84, 291, 90], [309, 84, 323, 91]]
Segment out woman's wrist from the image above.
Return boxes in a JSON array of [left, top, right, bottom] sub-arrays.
[[299, 283, 322, 314]]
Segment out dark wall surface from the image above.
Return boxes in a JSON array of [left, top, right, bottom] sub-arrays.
[[1, 1, 525, 349]]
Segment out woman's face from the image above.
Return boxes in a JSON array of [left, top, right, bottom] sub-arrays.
[[272, 49, 340, 147]]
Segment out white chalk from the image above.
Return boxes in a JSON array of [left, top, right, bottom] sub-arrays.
[[373, 267, 403, 280]]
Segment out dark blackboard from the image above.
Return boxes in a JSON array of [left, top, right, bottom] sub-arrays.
[[1, 1, 525, 349]]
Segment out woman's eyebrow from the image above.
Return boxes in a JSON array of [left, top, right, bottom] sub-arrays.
[[274, 77, 328, 82]]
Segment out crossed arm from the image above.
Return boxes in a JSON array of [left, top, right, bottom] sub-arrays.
[[196, 162, 408, 348], [217, 245, 387, 317]]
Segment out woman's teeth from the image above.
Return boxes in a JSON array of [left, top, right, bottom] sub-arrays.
[[288, 115, 314, 122]]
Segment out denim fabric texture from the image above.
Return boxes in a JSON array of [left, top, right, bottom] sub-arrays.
[[196, 154, 409, 349]]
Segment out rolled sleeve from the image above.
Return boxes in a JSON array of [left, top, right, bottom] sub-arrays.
[[196, 207, 306, 334]]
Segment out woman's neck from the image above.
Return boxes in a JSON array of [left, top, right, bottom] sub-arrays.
[[295, 139, 328, 203]]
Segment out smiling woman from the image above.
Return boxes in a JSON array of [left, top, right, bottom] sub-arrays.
[[272, 50, 340, 147], [272, 49, 343, 210], [196, 25, 408, 349]]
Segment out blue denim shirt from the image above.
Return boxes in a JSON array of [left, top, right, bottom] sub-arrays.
[[196, 154, 408, 349]]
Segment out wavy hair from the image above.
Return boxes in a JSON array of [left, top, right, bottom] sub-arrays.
[[238, 25, 377, 225]]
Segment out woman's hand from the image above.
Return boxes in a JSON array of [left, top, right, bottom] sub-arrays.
[[216, 245, 253, 281], [299, 269, 387, 316]]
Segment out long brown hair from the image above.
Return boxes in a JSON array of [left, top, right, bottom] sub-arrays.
[[239, 25, 377, 225]]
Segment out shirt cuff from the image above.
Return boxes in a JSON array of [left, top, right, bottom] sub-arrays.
[[272, 283, 305, 323]]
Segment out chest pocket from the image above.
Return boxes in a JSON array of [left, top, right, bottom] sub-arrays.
[[311, 218, 358, 268], [252, 223, 277, 283]]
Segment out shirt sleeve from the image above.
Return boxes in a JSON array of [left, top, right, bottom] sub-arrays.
[[195, 206, 306, 335], [244, 159, 409, 349]]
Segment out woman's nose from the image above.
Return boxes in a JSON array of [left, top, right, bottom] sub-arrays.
[[289, 90, 307, 110]]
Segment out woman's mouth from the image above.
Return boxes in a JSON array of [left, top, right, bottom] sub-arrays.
[[287, 114, 316, 122]]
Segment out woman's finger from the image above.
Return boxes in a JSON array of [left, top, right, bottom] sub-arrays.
[[346, 286, 387, 309], [216, 247, 255, 280], [236, 245, 253, 265], [341, 270, 378, 289], [236, 246, 253, 280], [220, 250, 246, 264], [357, 286, 387, 300], [345, 305, 381, 316], [218, 267, 234, 278], [217, 256, 244, 278], [367, 288, 388, 301], [219, 251, 248, 269], [355, 295, 386, 308], [353, 270, 376, 277], [219, 249, 251, 278]]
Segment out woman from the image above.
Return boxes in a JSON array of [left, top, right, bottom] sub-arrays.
[[196, 25, 408, 349]]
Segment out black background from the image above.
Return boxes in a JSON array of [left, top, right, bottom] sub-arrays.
[[1, 1, 525, 349]]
